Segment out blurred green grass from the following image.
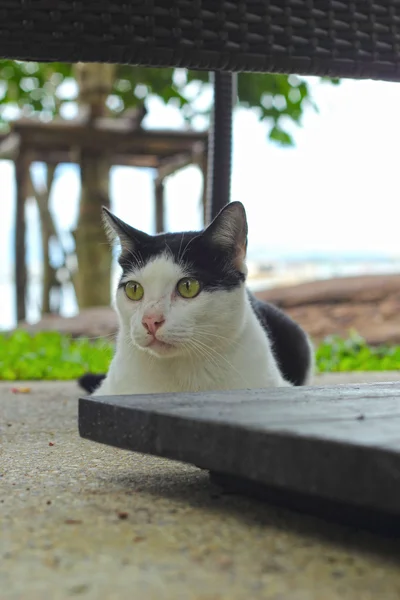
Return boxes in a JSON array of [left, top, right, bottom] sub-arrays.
[[316, 332, 400, 373], [0, 330, 399, 380], [0, 331, 113, 380]]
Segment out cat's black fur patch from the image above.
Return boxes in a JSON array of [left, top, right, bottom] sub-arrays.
[[248, 292, 311, 386], [78, 373, 106, 394], [104, 203, 247, 292], [119, 230, 245, 292]]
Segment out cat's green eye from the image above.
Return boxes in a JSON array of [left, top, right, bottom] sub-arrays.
[[125, 281, 144, 301], [177, 277, 201, 299]]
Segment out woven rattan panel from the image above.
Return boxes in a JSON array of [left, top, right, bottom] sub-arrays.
[[1, 1, 400, 80]]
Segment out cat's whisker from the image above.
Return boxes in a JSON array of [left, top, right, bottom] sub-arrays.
[[193, 328, 245, 350], [122, 243, 147, 271], [188, 337, 228, 367], [179, 234, 198, 265], [186, 339, 214, 365], [177, 233, 185, 264], [125, 246, 144, 269], [164, 239, 175, 263], [183, 340, 203, 363], [192, 331, 248, 357], [190, 336, 252, 387], [83, 332, 117, 342]]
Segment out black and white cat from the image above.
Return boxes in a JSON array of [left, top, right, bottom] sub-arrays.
[[79, 201, 313, 395]]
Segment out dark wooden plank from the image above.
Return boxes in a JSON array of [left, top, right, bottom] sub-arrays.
[[79, 382, 400, 520], [14, 150, 29, 323]]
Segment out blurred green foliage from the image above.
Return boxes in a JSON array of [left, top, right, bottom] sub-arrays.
[[0, 60, 339, 146], [0, 331, 112, 380], [316, 332, 400, 372], [0, 331, 398, 381]]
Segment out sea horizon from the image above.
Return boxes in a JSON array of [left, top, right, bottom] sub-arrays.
[[3, 256, 400, 331]]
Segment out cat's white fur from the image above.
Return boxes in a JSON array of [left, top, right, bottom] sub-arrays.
[[97, 253, 292, 396]]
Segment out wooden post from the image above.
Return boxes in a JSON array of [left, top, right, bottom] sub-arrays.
[[200, 154, 208, 227], [206, 72, 236, 223], [41, 212, 52, 314], [29, 165, 76, 316], [39, 165, 57, 314], [155, 178, 165, 233], [74, 150, 112, 309], [14, 152, 29, 323]]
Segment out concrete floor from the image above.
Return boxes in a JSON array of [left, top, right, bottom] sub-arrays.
[[3, 374, 400, 599]]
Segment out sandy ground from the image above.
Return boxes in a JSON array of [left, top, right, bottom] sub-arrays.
[[2, 373, 400, 599]]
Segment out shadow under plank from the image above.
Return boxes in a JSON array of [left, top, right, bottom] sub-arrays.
[[79, 382, 400, 535]]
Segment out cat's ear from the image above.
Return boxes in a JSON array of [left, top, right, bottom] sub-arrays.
[[102, 207, 150, 251], [203, 201, 248, 268]]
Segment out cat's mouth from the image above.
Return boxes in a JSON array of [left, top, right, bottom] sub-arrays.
[[148, 338, 173, 349], [144, 337, 177, 355]]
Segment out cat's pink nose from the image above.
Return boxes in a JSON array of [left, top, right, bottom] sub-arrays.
[[142, 314, 165, 336]]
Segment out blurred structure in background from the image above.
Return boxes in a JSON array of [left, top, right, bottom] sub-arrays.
[[0, 111, 207, 320], [0, 60, 331, 325]]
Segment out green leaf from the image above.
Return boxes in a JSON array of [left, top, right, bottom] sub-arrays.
[[269, 126, 293, 146], [0, 60, 340, 146]]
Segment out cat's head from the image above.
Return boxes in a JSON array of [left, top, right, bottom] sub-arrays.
[[103, 202, 248, 358]]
